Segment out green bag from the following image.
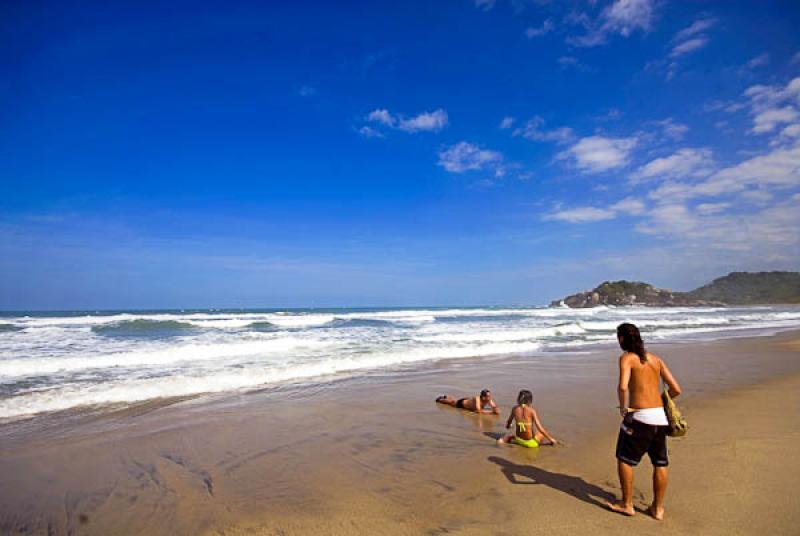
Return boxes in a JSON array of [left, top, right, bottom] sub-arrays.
[[662, 390, 688, 437]]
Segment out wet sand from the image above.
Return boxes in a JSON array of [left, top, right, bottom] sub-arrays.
[[1, 330, 799, 535]]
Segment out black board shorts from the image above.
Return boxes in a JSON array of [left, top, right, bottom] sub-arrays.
[[616, 417, 669, 467], [455, 398, 468, 409]]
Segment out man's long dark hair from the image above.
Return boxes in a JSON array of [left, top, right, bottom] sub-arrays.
[[617, 323, 647, 363]]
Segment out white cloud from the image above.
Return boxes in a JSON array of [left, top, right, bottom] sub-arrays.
[[779, 124, 800, 139], [742, 77, 800, 137], [695, 202, 730, 215], [544, 206, 616, 223], [646, 142, 800, 202], [739, 189, 774, 205], [743, 53, 770, 70], [545, 196, 645, 223], [438, 142, 504, 174], [513, 116, 574, 144], [363, 108, 448, 135], [792, 51, 800, 64], [654, 118, 689, 140], [673, 17, 716, 42], [696, 142, 800, 196], [526, 19, 554, 38], [670, 36, 708, 58], [559, 135, 638, 173], [367, 109, 396, 127], [499, 116, 514, 129], [751, 106, 800, 134], [475, 0, 496, 11], [358, 126, 384, 138], [610, 197, 646, 214], [569, 0, 656, 47], [635, 196, 800, 258], [631, 148, 715, 182], [658, 16, 716, 78], [398, 109, 449, 133]]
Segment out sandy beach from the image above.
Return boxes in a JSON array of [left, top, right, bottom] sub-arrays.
[[1, 329, 799, 536]]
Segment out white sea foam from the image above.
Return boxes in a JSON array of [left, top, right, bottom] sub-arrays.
[[1, 305, 799, 419], [0, 337, 331, 378]]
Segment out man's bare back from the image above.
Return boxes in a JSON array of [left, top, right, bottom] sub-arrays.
[[619, 351, 681, 410]]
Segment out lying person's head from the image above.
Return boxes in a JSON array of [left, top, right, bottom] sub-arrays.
[[517, 389, 533, 406], [480, 389, 492, 402]]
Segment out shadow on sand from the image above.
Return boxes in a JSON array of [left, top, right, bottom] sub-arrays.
[[487, 456, 614, 510]]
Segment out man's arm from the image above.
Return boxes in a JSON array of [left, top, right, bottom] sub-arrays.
[[660, 360, 682, 399], [618, 353, 632, 416]]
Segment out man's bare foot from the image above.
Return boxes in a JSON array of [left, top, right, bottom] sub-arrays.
[[647, 504, 665, 521], [606, 501, 635, 516]]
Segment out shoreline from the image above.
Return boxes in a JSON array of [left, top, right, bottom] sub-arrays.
[[1, 330, 799, 535]]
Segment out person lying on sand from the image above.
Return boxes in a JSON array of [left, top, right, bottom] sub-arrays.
[[497, 389, 557, 447], [436, 389, 499, 414]]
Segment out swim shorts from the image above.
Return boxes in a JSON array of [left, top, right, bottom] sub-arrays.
[[511, 436, 539, 448], [455, 398, 468, 409], [616, 417, 669, 467]]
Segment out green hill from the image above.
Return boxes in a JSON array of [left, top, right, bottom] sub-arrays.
[[688, 271, 800, 305], [552, 271, 800, 308]]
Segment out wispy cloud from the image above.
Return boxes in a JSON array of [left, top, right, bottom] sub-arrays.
[[499, 116, 515, 129], [475, 0, 496, 11], [660, 16, 717, 78], [673, 17, 716, 42], [744, 76, 800, 135], [367, 109, 396, 127], [544, 196, 645, 223], [653, 118, 689, 140], [358, 126, 384, 138], [438, 141, 504, 175], [361, 108, 449, 136], [743, 53, 770, 70], [568, 0, 657, 48], [669, 36, 708, 58], [525, 19, 554, 38], [558, 135, 638, 173], [631, 148, 715, 182], [398, 109, 449, 133], [513, 116, 574, 144]]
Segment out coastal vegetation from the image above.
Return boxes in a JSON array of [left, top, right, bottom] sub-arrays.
[[552, 271, 800, 308]]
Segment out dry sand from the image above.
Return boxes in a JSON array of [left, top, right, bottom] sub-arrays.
[[1, 330, 799, 535]]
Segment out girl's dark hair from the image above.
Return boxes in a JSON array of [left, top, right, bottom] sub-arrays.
[[617, 323, 647, 363], [517, 389, 533, 406]]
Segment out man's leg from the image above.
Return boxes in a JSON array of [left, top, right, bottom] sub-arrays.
[[649, 466, 668, 520], [435, 395, 456, 407], [608, 460, 635, 515]]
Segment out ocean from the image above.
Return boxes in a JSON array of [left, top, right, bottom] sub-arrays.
[[1, 305, 799, 420]]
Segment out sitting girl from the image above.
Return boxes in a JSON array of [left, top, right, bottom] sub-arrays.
[[498, 389, 558, 448]]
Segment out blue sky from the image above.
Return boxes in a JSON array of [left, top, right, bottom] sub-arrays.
[[1, 0, 799, 309]]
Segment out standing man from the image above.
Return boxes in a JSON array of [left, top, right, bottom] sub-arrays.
[[607, 323, 682, 521]]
